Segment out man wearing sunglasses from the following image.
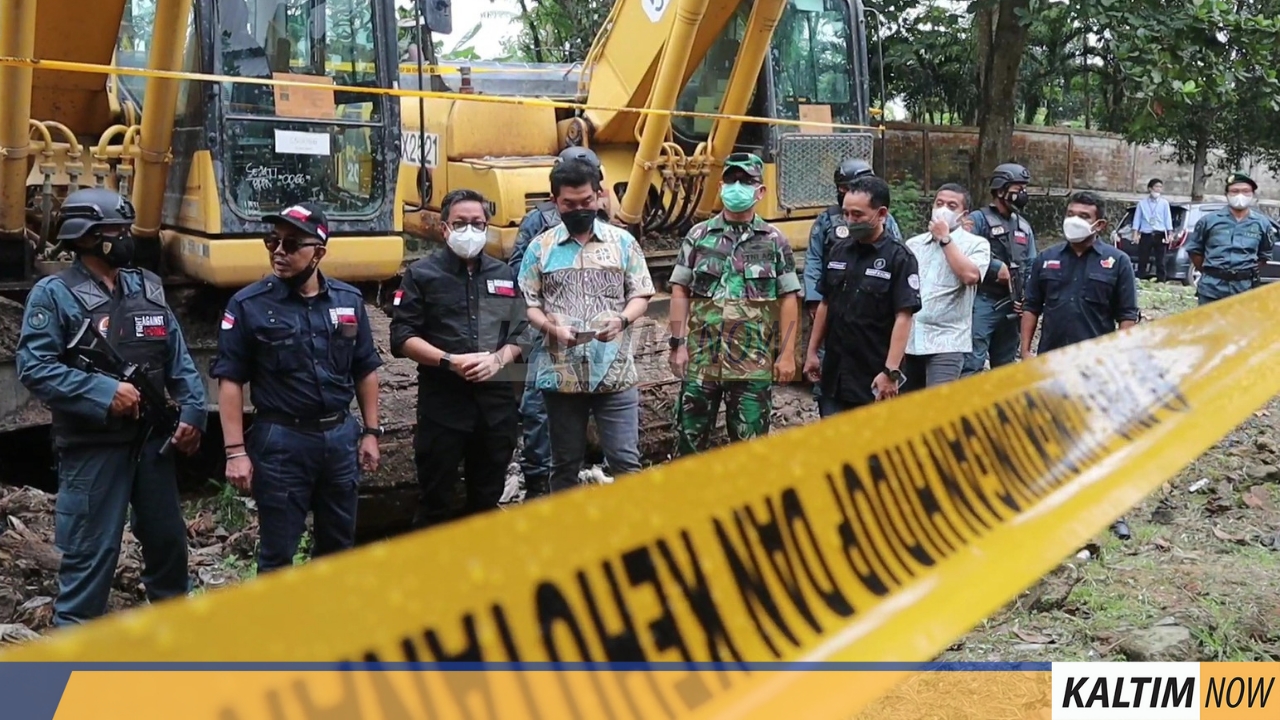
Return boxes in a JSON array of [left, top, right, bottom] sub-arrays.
[[390, 189, 529, 528], [211, 202, 384, 573], [668, 152, 802, 454]]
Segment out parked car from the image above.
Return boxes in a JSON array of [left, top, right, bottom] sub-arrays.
[[1111, 202, 1280, 287], [1109, 203, 1201, 286]]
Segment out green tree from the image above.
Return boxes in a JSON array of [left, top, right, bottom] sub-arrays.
[[1103, 0, 1280, 198]]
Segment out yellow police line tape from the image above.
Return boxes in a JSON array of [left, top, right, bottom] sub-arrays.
[[5, 283, 1280, 720], [0, 55, 885, 134]]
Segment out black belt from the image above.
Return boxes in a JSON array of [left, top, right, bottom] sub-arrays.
[[1201, 266, 1255, 282], [255, 410, 348, 432]]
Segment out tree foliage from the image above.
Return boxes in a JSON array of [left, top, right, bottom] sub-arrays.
[[1101, 0, 1280, 197]]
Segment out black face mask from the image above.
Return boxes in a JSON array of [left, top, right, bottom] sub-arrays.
[[1007, 189, 1030, 210], [847, 221, 876, 242], [88, 233, 136, 269], [562, 209, 597, 236], [280, 257, 320, 291]]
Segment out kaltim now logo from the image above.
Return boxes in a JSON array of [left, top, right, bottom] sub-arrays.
[[1051, 661, 1278, 719]]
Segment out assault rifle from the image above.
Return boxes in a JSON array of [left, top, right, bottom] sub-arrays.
[[65, 317, 179, 456], [1006, 260, 1025, 321]]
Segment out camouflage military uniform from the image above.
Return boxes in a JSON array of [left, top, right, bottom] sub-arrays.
[[669, 214, 803, 455]]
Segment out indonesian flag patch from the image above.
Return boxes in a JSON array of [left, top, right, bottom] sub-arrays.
[[335, 307, 358, 324], [393, 289, 404, 306], [220, 312, 236, 330]]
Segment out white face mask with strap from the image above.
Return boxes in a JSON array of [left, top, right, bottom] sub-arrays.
[[1062, 216, 1098, 242], [447, 227, 488, 259]]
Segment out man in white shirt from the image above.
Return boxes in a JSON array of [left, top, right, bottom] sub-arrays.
[[1132, 177, 1175, 282], [902, 184, 991, 392]]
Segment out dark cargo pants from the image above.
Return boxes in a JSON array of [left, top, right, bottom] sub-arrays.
[[249, 415, 360, 573], [52, 436, 190, 627]]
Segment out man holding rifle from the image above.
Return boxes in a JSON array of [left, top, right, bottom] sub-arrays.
[[15, 188, 206, 627]]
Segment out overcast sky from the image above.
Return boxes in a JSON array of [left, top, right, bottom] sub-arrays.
[[400, 0, 520, 59]]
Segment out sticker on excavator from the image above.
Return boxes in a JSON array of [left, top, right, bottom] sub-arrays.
[[642, 0, 671, 24], [7, 283, 1280, 720], [402, 130, 440, 168], [271, 73, 336, 120], [798, 104, 833, 133]]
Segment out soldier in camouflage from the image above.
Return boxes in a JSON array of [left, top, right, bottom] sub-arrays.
[[668, 153, 802, 456]]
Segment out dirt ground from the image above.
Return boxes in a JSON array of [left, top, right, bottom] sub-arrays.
[[4, 280, 1275, 665]]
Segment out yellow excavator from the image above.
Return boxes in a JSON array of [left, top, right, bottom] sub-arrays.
[[0, 0, 405, 442], [0, 0, 876, 514], [396, 0, 879, 276]]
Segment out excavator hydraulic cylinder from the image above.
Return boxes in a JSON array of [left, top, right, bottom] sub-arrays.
[[617, 0, 714, 227], [0, 0, 38, 239], [131, 0, 195, 239], [695, 0, 788, 219]]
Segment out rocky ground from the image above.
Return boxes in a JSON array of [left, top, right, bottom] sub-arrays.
[[4, 279, 1271, 667]]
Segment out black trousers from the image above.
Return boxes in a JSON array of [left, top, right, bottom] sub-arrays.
[[1137, 231, 1167, 281], [413, 416, 517, 530]]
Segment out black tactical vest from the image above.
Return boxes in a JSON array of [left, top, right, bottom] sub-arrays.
[[51, 264, 172, 447], [978, 206, 1034, 296]]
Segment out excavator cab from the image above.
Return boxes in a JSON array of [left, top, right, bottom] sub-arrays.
[[671, 0, 875, 217], [112, 0, 403, 287]]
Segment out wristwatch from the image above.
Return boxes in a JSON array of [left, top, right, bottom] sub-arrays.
[[938, 235, 952, 247], [668, 336, 686, 350], [884, 367, 905, 385], [361, 426, 385, 438], [440, 353, 454, 369]]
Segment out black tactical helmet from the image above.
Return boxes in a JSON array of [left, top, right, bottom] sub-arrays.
[[989, 162, 1032, 191], [56, 188, 136, 242], [557, 146, 602, 170], [834, 158, 875, 185]]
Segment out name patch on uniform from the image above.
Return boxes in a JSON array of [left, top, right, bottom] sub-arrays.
[[827, 261, 847, 270], [329, 307, 358, 327], [220, 312, 235, 330], [865, 268, 892, 280], [392, 290, 404, 306], [1044, 260, 1061, 269], [133, 314, 168, 339], [1100, 256, 1116, 268], [487, 279, 517, 297], [1014, 232, 1028, 245]]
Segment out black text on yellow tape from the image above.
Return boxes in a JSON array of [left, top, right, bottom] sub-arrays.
[[9, 285, 1280, 720]]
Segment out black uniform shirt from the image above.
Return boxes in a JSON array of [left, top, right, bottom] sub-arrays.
[[210, 273, 382, 418], [390, 249, 529, 432], [1024, 240, 1139, 355], [819, 234, 922, 405]]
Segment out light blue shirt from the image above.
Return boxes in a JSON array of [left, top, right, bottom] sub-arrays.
[[1134, 196, 1173, 234]]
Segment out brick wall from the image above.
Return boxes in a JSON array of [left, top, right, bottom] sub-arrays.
[[878, 122, 1280, 201], [878, 123, 1280, 245]]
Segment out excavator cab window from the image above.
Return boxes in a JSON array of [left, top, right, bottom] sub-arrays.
[[770, 0, 858, 131], [673, 0, 864, 150], [214, 0, 390, 219]]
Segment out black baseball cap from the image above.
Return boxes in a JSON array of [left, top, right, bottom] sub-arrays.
[[264, 202, 330, 243]]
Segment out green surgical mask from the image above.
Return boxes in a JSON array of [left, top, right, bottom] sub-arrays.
[[720, 182, 759, 213]]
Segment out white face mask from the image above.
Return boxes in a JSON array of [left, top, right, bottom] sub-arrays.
[[1150, 190, 1161, 198], [447, 227, 488, 259], [931, 206, 960, 229], [1062, 216, 1097, 242], [1228, 193, 1254, 210]]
